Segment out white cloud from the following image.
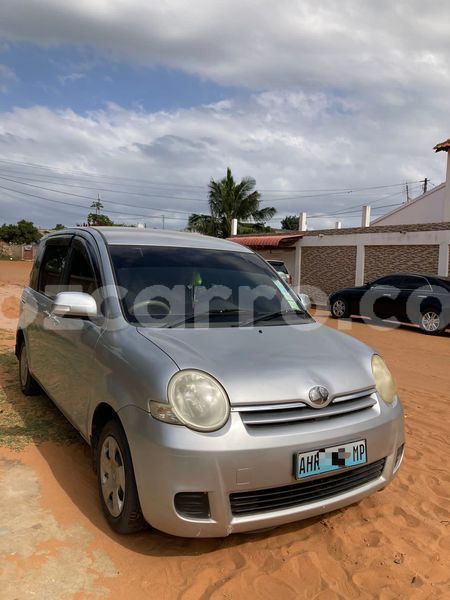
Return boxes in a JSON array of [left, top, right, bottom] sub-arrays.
[[0, 90, 447, 228], [0, 0, 450, 93], [0, 1, 449, 228], [57, 72, 85, 85]]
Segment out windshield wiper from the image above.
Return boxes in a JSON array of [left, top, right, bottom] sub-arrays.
[[236, 309, 307, 327], [167, 308, 246, 328]]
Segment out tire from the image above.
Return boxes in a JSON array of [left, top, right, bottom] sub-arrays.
[[330, 297, 350, 319], [18, 340, 41, 396], [96, 419, 146, 534], [419, 308, 444, 335]]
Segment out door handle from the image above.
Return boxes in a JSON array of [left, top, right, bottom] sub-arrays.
[[382, 293, 392, 297]]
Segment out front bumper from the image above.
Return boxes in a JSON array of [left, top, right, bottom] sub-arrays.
[[119, 396, 404, 537]]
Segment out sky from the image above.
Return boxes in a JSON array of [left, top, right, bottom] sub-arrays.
[[0, 0, 450, 230]]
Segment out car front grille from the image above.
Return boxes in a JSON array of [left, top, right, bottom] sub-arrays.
[[237, 389, 377, 428], [230, 458, 386, 516]]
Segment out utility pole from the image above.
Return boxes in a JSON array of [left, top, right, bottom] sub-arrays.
[[162, 215, 165, 230], [423, 178, 428, 194], [406, 183, 410, 202]]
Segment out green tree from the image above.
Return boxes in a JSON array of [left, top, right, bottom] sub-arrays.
[[187, 168, 276, 238], [281, 215, 299, 230], [0, 220, 41, 244], [87, 212, 114, 226], [87, 198, 114, 226], [53, 224, 65, 230]]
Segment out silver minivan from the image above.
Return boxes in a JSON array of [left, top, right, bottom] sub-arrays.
[[17, 227, 404, 537]]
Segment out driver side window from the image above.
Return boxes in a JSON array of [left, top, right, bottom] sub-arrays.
[[67, 240, 98, 295], [372, 276, 402, 289]]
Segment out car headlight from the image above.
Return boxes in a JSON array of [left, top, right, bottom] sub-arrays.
[[371, 355, 397, 405], [165, 370, 230, 432]]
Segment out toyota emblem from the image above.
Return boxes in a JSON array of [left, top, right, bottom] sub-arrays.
[[308, 386, 331, 408]]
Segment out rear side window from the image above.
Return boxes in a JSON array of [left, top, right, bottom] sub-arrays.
[[38, 239, 71, 298], [399, 276, 430, 290]]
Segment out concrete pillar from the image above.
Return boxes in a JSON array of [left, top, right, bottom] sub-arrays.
[[335, 221, 342, 229], [361, 205, 371, 227], [355, 244, 365, 286], [438, 242, 449, 276], [299, 212, 307, 231], [231, 218, 238, 236], [444, 152, 450, 222], [293, 243, 302, 294]]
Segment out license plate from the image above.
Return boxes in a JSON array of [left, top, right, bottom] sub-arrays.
[[295, 439, 367, 480]]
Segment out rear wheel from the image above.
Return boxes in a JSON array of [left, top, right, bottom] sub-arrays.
[[330, 297, 350, 319], [18, 341, 40, 396], [96, 419, 146, 534], [419, 308, 444, 335]]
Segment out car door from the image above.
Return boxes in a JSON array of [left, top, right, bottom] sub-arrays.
[[400, 275, 433, 323], [360, 275, 404, 320], [48, 235, 104, 437], [25, 234, 73, 392]]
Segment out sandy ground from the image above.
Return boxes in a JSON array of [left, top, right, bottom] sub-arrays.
[[0, 261, 449, 599]]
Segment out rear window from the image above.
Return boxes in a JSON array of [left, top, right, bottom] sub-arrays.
[[267, 261, 288, 274]]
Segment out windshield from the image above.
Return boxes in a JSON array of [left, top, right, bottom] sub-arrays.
[[109, 245, 311, 328]]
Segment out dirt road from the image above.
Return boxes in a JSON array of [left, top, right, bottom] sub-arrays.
[[0, 261, 449, 599]]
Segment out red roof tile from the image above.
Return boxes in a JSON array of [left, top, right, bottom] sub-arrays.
[[433, 138, 450, 152], [230, 233, 303, 248]]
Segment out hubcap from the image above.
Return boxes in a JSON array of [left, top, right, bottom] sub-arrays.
[[100, 435, 126, 517], [422, 311, 440, 332], [20, 345, 28, 387], [333, 299, 346, 317]]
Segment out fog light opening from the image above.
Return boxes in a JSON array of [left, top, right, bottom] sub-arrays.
[[174, 492, 211, 519]]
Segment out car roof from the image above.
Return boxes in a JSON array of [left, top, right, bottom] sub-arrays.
[[375, 272, 446, 279], [373, 272, 450, 284], [50, 226, 252, 253]]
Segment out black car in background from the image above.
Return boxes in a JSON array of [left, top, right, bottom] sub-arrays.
[[329, 273, 450, 334]]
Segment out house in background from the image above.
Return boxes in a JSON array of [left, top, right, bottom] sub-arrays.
[[372, 138, 450, 225], [230, 138, 450, 304]]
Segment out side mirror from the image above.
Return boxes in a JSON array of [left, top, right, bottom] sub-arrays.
[[52, 291, 98, 318], [298, 293, 311, 312]]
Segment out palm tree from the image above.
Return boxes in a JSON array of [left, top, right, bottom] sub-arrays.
[[187, 168, 276, 238]]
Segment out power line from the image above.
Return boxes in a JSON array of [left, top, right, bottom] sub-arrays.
[[0, 175, 194, 215], [0, 167, 425, 211], [0, 158, 208, 191], [0, 156, 425, 196], [0, 184, 188, 220], [303, 188, 407, 219], [0, 170, 207, 203]]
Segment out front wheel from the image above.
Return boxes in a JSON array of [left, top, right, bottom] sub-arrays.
[[96, 419, 146, 534], [330, 297, 350, 319], [419, 309, 444, 335]]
